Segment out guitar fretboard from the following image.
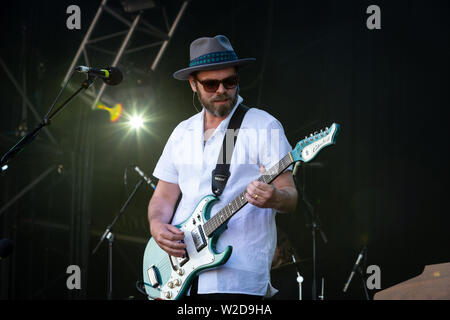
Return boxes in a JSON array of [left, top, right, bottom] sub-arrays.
[[203, 153, 293, 237]]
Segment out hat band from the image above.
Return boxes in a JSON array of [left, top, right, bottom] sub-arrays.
[[189, 50, 238, 67]]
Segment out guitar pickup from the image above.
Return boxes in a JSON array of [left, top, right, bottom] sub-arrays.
[[191, 225, 207, 252], [147, 265, 160, 288]]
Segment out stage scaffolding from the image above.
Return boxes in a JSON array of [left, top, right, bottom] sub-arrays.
[[0, 0, 189, 299]]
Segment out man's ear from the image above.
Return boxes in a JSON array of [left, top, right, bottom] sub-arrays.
[[189, 76, 197, 92]]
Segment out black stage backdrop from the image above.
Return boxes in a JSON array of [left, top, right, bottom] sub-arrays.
[[0, 0, 449, 300]]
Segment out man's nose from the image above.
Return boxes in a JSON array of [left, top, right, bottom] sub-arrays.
[[216, 82, 227, 94]]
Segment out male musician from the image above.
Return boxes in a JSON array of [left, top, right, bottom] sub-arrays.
[[148, 35, 298, 300]]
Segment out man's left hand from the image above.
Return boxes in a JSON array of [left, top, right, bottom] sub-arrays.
[[245, 165, 279, 208]]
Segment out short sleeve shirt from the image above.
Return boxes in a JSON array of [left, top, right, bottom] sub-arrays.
[[152, 95, 293, 296]]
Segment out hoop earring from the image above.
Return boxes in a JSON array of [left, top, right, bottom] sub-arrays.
[[192, 91, 201, 113]]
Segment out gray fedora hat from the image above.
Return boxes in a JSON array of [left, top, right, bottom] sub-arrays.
[[173, 35, 255, 80]]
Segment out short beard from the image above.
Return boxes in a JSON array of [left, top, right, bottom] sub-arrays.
[[195, 82, 239, 118]]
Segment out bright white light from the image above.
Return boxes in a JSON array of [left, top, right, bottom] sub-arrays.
[[129, 115, 144, 129]]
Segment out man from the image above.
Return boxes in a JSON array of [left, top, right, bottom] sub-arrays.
[[148, 35, 298, 300]]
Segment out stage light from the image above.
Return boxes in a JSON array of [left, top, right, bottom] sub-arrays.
[[129, 114, 144, 129], [96, 102, 123, 122]]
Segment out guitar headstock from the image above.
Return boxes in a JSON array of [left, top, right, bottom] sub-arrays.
[[290, 123, 340, 163]]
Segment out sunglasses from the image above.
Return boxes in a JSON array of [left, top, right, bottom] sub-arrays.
[[195, 74, 239, 93]]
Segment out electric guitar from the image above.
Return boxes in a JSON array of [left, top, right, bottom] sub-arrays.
[[142, 123, 340, 300]]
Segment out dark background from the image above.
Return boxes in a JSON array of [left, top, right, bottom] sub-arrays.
[[0, 0, 449, 300]]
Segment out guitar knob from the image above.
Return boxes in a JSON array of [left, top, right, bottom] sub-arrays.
[[165, 291, 172, 299], [168, 281, 174, 289], [177, 268, 185, 276], [174, 279, 182, 286]]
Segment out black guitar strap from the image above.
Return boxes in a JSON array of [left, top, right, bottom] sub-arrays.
[[211, 103, 250, 197]]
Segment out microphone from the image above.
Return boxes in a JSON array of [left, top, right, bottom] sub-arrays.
[[75, 66, 123, 86], [134, 166, 156, 190], [0, 239, 14, 261], [343, 246, 367, 292]]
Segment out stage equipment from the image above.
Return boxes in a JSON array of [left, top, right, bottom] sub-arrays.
[[0, 68, 116, 168], [291, 254, 304, 300], [134, 166, 156, 189], [343, 246, 370, 300], [61, 0, 190, 110], [318, 277, 325, 300], [294, 142, 330, 300], [374, 262, 450, 300], [121, 0, 156, 13], [96, 102, 124, 122], [76, 66, 123, 86], [92, 164, 155, 300], [129, 115, 144, 129]]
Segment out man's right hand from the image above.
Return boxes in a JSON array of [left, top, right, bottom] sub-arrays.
[[150, 221, 186, 258]]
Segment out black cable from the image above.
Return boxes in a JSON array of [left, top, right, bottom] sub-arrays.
[[123, 165, 136, 197], [135, 281, 149, 298], [44, 69, 76, 122]]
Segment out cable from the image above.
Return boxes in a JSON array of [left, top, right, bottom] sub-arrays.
[[192, 91, 201, 113], [43, 69, 76, 122], [123, 165, 136, 197]]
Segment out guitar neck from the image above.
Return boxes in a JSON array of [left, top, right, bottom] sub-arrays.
[[203, 153, 293, 237]]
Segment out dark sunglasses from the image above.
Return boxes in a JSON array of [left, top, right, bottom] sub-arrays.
[[195, 74, 239, 93]]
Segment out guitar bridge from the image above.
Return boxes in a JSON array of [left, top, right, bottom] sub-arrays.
[[191, 225, 207, 252]]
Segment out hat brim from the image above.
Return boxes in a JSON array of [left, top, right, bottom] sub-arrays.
[[173, 58, 256, 80]]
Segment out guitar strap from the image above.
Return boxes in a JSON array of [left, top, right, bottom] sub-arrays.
[[211, 103, 249, 197]]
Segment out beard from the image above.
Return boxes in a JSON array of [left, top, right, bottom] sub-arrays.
[[195, 84, 239, 118]]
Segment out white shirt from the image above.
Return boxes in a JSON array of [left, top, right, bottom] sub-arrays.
[[152, 95, 293, 296]]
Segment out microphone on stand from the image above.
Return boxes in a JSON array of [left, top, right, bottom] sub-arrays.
[[343, 246, 367, 292], [134, 166, 156, 190], [75, 66, 123, 86]]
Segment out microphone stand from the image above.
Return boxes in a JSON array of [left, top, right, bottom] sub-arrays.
[[294, 163, 328, 300], [92, 177, 144, 300], [358, 249, 370, 300], [291, 254, 304, 300], [0, 74, 96, 168], [358, 266, 370, 300]]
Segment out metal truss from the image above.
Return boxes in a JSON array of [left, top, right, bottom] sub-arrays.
[[62, 0, 190, 109]]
